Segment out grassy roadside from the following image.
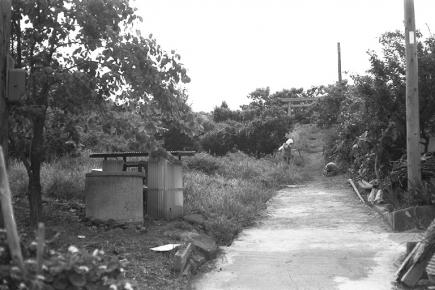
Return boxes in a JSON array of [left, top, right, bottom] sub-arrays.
[[6, 150, 307, 288], [184, 151, 306, 245], [9, 151, 306, 244]]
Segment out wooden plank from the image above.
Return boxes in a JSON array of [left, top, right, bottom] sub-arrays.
[[401, 258, 428, 287], [348, 179, 365, 203], [395, 241, 421, 281], [36, 222, 45, 274]]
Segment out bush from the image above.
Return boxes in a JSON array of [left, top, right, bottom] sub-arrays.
[[200, 121, 241, 155], [184, 153, 221, 175], [8, 160, 28, 196], [0, 236, 133, 290]]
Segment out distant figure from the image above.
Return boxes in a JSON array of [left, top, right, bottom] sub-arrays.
[[278, 138, 294, 164]]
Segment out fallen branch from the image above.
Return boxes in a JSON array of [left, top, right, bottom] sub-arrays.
[[348, 179, 365, 204], [0, 146, 26, 273]]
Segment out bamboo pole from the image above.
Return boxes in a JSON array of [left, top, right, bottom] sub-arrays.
[[0, 146, 25, 272], [348, 179, 365, 204]]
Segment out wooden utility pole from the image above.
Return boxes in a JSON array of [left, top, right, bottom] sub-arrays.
[[404, 0, 421, 191], [337, 42, 342, 83], [0, 0, 11, 162]]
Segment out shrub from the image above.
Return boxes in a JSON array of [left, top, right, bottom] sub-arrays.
[[200, 121, 241, 155], [41, 155, 98, 200], [184, 153, 221, 175], [8, 160, 28, 196], [0, 237, 133, 290]]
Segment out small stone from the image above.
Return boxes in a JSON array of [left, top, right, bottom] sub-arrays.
[[183, 214, 206, 226], [191, 252, 206, 266], [173, 243, 193, 273], [181, 232, 218, 260]]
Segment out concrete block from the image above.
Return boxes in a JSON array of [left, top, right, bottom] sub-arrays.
[[372, 204, 394, 228], [85, 171, 145, 223], [391, 205, 435, 232], [173, 243, 193, 273], [181, 232, 218, 259]]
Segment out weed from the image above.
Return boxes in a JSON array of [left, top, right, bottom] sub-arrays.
[[183, 152, 305, 245], [8, 154, 99, 200]]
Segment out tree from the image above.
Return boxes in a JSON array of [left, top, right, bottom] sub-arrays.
[[325, 30, 435, 182], [212, 101, 242, 123], [201, 88, 292, 156], [9, 0, 190, 224]]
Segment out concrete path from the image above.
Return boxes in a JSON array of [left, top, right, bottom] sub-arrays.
[[192, 138, 418, 289]]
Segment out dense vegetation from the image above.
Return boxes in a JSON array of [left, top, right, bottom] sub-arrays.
[[318, 31, 435, 207], [8, 0, 195, 224]]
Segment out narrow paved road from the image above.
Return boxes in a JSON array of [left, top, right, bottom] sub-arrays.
[[192, 129, 417, 290]]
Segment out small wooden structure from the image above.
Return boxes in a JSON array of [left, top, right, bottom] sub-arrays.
[[86, 151, 195, 221]]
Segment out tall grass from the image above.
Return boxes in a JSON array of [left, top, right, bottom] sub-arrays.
[[8, 154, 99, 200], [8, 150, 307, 245], [183, 151, 306, 244]]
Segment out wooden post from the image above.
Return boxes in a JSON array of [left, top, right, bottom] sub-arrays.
[[404, 0, 421, 191], [337, 42, 342, 83], [0, 0, 11, 163], [0, 146, 25, 272], [287, 102, 291, 117]]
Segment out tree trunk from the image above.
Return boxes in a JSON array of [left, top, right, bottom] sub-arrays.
[[27, 114, 45, 225]]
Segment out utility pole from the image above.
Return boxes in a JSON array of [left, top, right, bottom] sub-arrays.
[[404, 0, 421, 191], [0, 0, 11, 162], [337, 42, 342, 83]]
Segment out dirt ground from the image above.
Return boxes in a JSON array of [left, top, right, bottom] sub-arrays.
[[191, 126, 418, 290], [13, 197, 197, 289]]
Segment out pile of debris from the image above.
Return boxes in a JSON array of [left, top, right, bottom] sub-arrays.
[[396, 218, 435, 287], [391, 153, 435, 185]]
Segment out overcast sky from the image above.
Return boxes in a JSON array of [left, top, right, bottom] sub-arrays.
[[133, 0, 435, 112]]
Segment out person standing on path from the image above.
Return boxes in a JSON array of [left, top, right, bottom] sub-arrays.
[[278, 138, 294, 164]]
